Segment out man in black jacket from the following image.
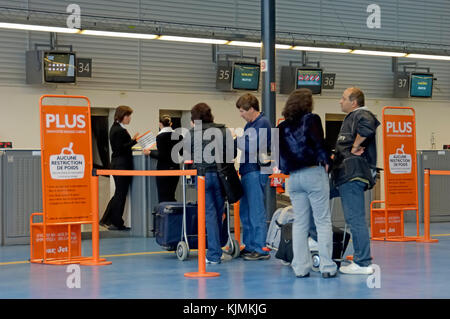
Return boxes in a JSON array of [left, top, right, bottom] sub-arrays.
[[331, 88, 380, 275]]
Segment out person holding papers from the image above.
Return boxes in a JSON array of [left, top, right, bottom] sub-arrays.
[[100, 105, 139, 231], [143, 115, 182, 202]]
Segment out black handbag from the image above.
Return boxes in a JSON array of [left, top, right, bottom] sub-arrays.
[[216, 163, 243, 204]]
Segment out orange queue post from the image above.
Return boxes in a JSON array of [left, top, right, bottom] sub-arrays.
[[416, 168, 441, 243]]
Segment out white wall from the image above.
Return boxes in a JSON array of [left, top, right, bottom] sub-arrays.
[[2, 84, 448, 155]]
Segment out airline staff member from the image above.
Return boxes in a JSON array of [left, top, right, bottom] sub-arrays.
[[100, 105, 139, 231]]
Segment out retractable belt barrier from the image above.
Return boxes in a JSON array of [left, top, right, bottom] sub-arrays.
[[95, 168, 220, 278]]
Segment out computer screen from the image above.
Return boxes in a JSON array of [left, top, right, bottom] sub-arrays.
[[44, 52, 76, 83], [410, 73, 433, 98], [232, 63, 260, 91], [296, 68, 322, 94]]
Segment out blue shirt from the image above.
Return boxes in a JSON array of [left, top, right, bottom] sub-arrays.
[[236, 112, 272, 176]]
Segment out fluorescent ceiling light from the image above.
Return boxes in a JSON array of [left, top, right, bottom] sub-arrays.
[[406, 53, 450, 61], [158, 35, 228, 44], [0, 22, 80, 34], [351, 50, 406, 57], [228, 41, 262, 48], [292, 46, 351, 53], [275, 44, 293, 50], [81, 29, 158, 39]]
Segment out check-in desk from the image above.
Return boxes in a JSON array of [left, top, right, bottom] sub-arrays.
[[417, 150, 450, 222], [0, 149, 42, 245]]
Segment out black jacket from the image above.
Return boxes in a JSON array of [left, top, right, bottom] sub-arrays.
[[277, 113, 330, 174], [109, 122, 137, 170], [150, 130, 183, 169], [331, 107, 380, 188], [188, 122, 236, 172]]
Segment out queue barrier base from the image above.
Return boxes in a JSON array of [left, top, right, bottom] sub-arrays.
[[184, 272, 220, 278]]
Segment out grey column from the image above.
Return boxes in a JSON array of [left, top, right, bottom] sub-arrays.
[[261, 0, 277, 220]]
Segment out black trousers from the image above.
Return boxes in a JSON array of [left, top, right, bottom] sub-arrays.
[[156, 175, 179, 203], [101, 175, 132, 227]]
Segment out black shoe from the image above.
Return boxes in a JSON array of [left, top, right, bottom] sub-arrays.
[[99, 221, 110, 228], [322, 272, 337, 278], [239, 249, 253, 258], [243, 252, 270, 261], [108, 225, 131, 231], [296, 273, 310, 278]]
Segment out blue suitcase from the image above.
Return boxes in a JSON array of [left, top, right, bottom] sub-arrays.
[[153, 201, 229, 252], [154, 201, 199, 251]]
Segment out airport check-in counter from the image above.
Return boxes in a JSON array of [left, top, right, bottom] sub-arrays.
[[417, 150, 450, 222], [0, 149, 42, 245]]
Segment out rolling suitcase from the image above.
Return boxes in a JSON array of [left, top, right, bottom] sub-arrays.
[[153, 201, 198, 251], [153, 201, 230, 254], [275, 224, 350, 270]]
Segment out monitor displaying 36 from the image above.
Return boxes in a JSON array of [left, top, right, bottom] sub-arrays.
[[296, 69, 322, 94]]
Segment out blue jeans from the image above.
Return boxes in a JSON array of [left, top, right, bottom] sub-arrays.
[[333, 180, 372, 267], [240, 170, 269, 255], [288, 166, 337, 276], [205, 172, 225, 262]]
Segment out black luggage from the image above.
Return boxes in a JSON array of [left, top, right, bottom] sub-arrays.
[[153, 201, 229, 251], [154, 201, 198, 251], [275, 224, 350, 268]]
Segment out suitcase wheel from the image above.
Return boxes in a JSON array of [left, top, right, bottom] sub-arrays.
[[176, 241, 189, 261], [223, 239, 241, 259], [311, 250, 320, 272], [231, 239, 241, 259]]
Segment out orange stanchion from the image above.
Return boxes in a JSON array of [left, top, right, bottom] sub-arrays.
[[185, 173, 220, 278], [233, 202, 242, 248], [80, 175, 112, 266], [416, 169, 438, 243]]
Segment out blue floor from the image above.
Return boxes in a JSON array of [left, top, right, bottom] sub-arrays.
[[0, 222, 449, 299]]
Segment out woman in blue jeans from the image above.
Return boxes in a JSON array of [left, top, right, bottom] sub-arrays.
[[189, 103, 236, 264], [277, 88, 337, 278]]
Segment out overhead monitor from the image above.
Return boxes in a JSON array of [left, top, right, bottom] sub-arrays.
[[410, 73, 433, 98], [296, 68, 322, 94], [43, 52, 76, 83], [232, 63, 260, 91]]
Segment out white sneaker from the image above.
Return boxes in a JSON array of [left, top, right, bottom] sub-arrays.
[[205, 257, 220, 265], [221, 253, 232, 262], [339, 262, 374, 275]]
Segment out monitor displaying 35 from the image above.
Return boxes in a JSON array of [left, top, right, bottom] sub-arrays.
[[410, 73, 433, 98], [232, 63, 260, 91], [296, 68, 322, 94], [44, 52, 76, 83]]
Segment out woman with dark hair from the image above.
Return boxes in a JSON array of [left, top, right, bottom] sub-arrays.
[[277, 89, 337, 278], [189, 103, 236, 264], [100, 105, 139, 231], [143, 115, 182, 202]]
